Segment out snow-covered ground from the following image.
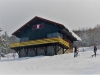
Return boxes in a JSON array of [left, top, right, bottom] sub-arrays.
[[0, 47, 100, 74]]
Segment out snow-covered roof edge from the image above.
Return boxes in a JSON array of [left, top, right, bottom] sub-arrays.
[[38, 15, 82, 41], [67, 27, 82, 41]]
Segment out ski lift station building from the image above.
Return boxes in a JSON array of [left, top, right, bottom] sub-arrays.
[[10, 16, 81, 57]]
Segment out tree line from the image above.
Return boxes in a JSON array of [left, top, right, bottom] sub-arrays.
[[73, 25, 100, 47]]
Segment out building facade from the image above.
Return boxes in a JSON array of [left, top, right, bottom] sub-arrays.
[[10, 16, 81, 57]]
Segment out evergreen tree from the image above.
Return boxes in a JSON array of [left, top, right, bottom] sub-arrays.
[[0, 28, 10, 58]]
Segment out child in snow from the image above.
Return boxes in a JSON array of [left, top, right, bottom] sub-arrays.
[[74, 46, 79, 57], [92, 44, 97, 57]]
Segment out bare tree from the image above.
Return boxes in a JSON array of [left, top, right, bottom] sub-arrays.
[[73, 25, 100, 47]]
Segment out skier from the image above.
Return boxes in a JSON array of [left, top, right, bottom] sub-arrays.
[[92, 44, 97, 57], [74, 46, 78, 57]]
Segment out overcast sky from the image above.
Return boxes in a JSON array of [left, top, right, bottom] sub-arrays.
[[0, 0, 100, 36]]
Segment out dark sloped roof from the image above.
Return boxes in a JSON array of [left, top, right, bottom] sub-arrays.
[[12, 16, 81, 41], [12, 16, 65, 35]]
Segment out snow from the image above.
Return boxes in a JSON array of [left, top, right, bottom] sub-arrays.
[[0, 47, 100, 74]]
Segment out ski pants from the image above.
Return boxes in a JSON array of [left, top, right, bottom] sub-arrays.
[[74, 52, 78, 57], [94, 50, 97, 57]]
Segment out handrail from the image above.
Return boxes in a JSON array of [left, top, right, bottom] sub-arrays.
[[10, 37, 69, 48]]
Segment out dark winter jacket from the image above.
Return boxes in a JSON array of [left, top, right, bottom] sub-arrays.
[[94, 46, 97, 51], [74, 46, 78, 52]]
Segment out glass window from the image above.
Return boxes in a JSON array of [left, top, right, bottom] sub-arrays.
[[47, 34, 53, 38], [59, 33, 63, 38], [33, 24, 44, 30], [20, 37, 29, 42], [47, 32, 63, 38]]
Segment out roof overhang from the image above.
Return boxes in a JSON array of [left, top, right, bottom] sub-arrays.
[[12, 16, 65, 36], [12, 16, 82, 41], [59, 29, 77, 41]]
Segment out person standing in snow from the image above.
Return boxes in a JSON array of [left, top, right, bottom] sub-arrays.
[[92, 44, 97, 57], [74, 46, 78, 57]]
